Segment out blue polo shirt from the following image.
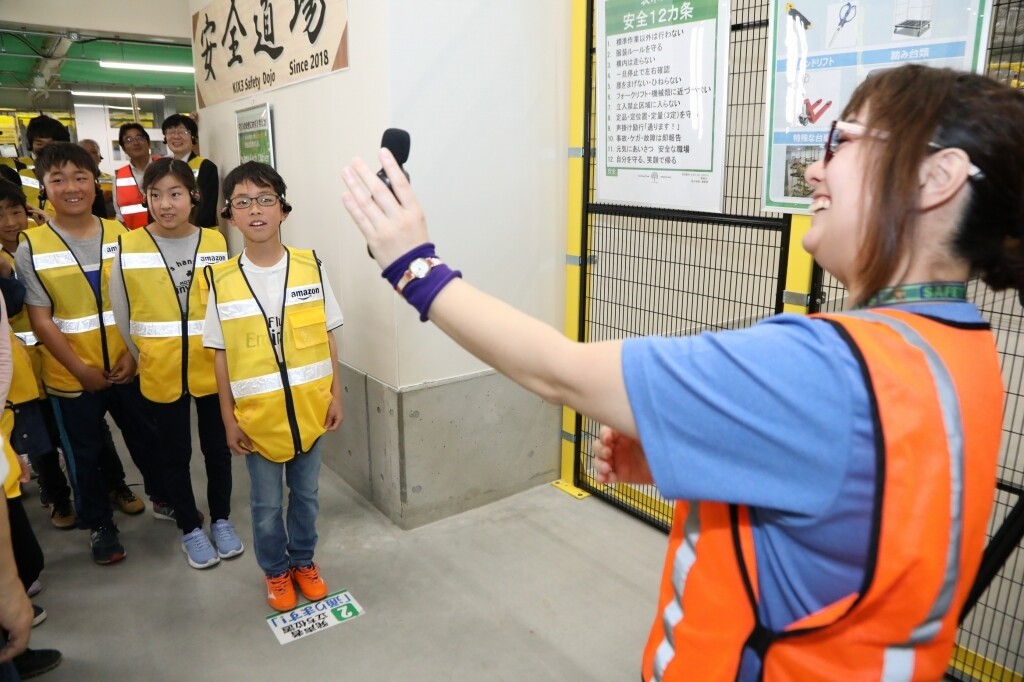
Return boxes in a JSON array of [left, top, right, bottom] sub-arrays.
[[621, 302, 985, 669]]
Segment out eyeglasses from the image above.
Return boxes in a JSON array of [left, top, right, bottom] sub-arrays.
[[164, 128, 191, 138], [122, 136, 148, 145], [228, 194, 282, 209], [824, 120, 984, 178]]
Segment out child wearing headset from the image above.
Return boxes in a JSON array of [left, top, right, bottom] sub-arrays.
[[109, 158, 243, 570], [203, 162, 343, 611], [14, 143, 163, 565]]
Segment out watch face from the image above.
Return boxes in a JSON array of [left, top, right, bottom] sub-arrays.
[[410, 258, 431, 278]]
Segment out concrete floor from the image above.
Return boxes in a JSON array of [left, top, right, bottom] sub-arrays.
[[20, 434, 666, 681]]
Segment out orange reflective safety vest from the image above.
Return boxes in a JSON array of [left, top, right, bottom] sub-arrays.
[[114, 160, 159, 230], [642, 309, 1003, 682], [119, 227, 226, 402], [21, 219, 129, 394]]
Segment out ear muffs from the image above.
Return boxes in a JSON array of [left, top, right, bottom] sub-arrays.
[[190, 191, 200, 206], [220, 202, 232, 219], [281, 199, 292, 213], [141, 198, 148, 209], [38, 188, 46, 204]]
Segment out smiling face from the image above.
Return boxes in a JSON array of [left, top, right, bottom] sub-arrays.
[[227, 180, 287, 246], [0, 198, 28, 252], [42, 162, 96, 219], [146, 174, 195, 236], [163, 125, 193, 156], [121, 127, 151, 164], [802, 110, 874, 294]]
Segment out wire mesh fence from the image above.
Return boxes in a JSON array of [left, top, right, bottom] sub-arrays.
[[573, 0, 787, 529]]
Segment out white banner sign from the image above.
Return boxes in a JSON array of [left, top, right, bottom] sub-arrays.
[[192, 0, 349, 108]]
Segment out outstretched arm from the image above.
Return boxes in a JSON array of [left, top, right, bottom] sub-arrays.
[[341, 150, 637, 439]]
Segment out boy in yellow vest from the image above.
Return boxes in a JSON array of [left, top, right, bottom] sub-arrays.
[[14, 143, 162, 564], [1, 178, 144, 530], [203, 162, 343, 611]]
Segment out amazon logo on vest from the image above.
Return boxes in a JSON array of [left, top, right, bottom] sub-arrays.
[[287, 285, 323, 302]]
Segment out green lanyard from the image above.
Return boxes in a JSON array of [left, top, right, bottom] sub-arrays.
[[860, 282, 968, 309]]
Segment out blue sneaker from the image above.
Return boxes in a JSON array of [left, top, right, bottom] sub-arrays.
[[210, 519, 244, 559], [181, 528, 220, 569]]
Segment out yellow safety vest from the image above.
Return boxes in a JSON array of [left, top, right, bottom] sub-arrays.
[[119, 227, 227, 402], [21, 219, 128, 394], [207, 248, 333, 462], [2, 249, 45, 396], [1, 250, 32, 343], [2, 409, 21, 498]]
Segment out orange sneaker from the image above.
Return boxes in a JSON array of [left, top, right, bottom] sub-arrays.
[[265, 572, 297, 612], [290, 563, 328, 601]]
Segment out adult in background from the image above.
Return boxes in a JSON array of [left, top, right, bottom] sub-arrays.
[[16, 116, 70, 217], [341, 65, 1023, 680], [78, 139, 111, 219], [113, 124, 160, 230], [161, 114, 218, 228]]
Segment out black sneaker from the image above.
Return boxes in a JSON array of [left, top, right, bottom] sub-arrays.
[[90, 525, 125, 565], [13, 648, 63, 679]]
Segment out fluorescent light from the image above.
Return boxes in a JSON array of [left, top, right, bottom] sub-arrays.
[[99, 60, 194, 74], [74, 103, 134, 110], [71, 90, 165, 100]]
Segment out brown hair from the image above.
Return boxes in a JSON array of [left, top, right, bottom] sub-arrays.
[[842, 65, 1024, 302]]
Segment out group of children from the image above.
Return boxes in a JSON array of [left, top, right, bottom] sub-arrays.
[[0, 139, 344, 629]]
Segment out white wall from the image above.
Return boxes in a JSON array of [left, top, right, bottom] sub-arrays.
[[4, 1, 191, 40], [188, 0, 570, 389]]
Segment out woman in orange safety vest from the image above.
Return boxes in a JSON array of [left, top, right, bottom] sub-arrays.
[[339, 64, 1022, 681]]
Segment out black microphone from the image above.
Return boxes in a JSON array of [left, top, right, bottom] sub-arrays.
[[376, 128, 410, 194], [369, 128, 411, 258]]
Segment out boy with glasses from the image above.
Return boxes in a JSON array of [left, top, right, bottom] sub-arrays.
[[203, 162, 343, 610]]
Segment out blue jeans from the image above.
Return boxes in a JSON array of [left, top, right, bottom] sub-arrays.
[[245, 438, 322, 576]]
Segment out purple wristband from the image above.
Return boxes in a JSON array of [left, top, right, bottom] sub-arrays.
[[381, 243, 463, 321], [382, 243, 436, 289]]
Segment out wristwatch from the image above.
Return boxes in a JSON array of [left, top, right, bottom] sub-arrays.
[[395, 257, 443, 294]]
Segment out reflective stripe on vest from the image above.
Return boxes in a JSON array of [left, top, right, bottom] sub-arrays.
[[53, 310, 116, 334], [851, 311, 964, 680], [19, 174, 39, 190], [230, 358, 333, 398], [32, 251, 77, 271], [652, 503, 701, 682], [14, 331, 38, 346], [129, 320, 205, 337]]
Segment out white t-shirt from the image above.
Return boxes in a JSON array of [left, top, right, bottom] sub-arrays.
[[202, 250, 343, 362]]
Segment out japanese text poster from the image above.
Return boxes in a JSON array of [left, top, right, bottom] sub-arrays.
[[192, 0, 349, 108], [596, 0, 730, 212], [763, 0, 992, 212], [236, 104, 275, 165]]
